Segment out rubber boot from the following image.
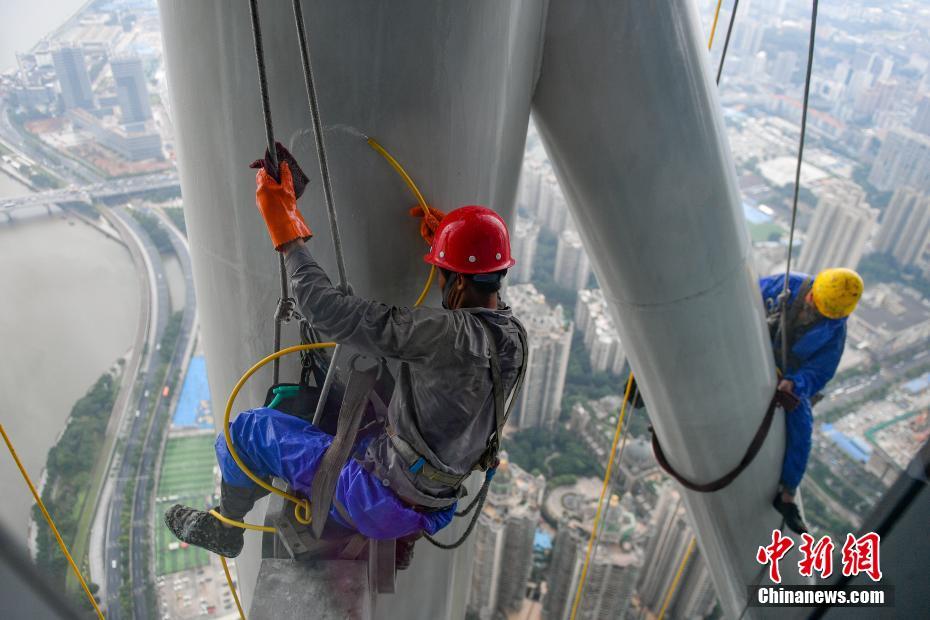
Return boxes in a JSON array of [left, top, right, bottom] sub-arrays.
[[772, 494, 809, 534], [163, 483, 270, 558], [164, 505, 245, 558], [395, 532, 422, 571]]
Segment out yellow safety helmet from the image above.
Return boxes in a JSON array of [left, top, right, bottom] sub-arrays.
[[811, 268, 864, 319]]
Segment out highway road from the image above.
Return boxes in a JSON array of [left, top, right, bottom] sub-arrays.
[[102, 206, 170, 620], [126, 208, 197, 620]]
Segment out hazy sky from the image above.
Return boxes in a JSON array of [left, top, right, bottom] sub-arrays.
[[0, 0, 87, 71]]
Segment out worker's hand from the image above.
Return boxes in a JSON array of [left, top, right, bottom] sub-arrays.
[[408, 204, 446, 246], [777, 379, 795, 395], [250, 141, 310, 199], [255, 162, 312, 251]]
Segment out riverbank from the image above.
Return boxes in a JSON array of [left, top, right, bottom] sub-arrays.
[[0, 208, 140, 541]]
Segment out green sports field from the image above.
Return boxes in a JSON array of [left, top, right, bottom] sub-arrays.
[[154, 433, 218, 575]]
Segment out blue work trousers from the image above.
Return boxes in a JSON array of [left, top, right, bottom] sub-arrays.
[[780, 399, 813, 493], [215, 408, 455, 539]]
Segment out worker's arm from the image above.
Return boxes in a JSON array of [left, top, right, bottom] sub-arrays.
[[283, 240, 458, 362], [785, 323, 846, 399], [759, 274, 787, 312]]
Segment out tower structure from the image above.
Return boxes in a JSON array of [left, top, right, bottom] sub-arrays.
[[52, 46, 95, 110], [554, 229, 591, 290], [111, 56, 153, 123], [637, 485, 717, 619], [507, 284, 572, 429], [511, 216, 541, 283], [797, 181, 877, 273], [875, 188, 930, 271]]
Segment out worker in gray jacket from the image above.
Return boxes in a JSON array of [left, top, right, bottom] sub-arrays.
[[166, 153, 526, 568]]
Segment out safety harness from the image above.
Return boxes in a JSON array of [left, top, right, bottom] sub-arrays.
[[650, 280, 811, 493], [389, 317, 529, 489]]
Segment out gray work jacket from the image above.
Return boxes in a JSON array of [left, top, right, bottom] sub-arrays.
[[285, 243, 525, 508]]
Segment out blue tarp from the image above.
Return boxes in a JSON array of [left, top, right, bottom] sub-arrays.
[[534, 530, 552, 551], [904, 373, 930, 395], [171, 356, 213, 429], [822, 423, 871, 463], [743, 202, 772, 224]]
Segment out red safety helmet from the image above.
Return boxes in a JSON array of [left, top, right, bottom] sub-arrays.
[[424, 205, 516, 274]]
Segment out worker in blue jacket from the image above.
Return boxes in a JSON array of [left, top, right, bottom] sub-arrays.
[[760, 268, 863, 533]]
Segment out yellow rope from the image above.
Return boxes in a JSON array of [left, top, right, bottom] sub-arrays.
[[366, 136, 437, 307], [221, 556, 246, 620], [223, 342, 336, 526], [568, 375, 635, 620], [658, 537, 697, 619], [209, 509, 276, 533], [708, 0, 724, 49], [0, 424, 105, 619]]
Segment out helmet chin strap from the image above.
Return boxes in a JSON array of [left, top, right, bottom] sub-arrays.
[[441, 272, 458, 309]]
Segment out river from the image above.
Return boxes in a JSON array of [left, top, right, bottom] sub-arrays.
[[0, 199, 140, 541], [0, 0, 88, 72]]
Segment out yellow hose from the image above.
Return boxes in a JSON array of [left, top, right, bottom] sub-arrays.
[[209, 509, 276, 533], [0, 424, 105, 619], [221, 556, 246, 620], [222, 342, 336, 526], [708, 0, 724, 49], [658, 537, 697, 619], [366, 136, 437, 307], [568, 375, 635, 620]]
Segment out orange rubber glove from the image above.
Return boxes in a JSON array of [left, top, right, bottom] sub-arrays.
[[255, 162, 312, 251], [408, 204, 446, 246]]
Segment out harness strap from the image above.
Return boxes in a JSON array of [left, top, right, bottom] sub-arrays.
[[478, 316, 528, 469], [772, 277, 813, 374], [651, 390, 798, 493], [388, 431, 471, 487], [309, 357, 381, 538]]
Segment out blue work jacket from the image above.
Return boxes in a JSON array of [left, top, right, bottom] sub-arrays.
[[759, 273, 847, 399]]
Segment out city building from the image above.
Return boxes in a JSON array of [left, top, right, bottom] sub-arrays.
[[847, 282, 930, 355], [511, 216, 540, 283], [69, 108, 164, 161], [543, 524, 641, 620], [506, 284, 573, 429], [868, 127, 930, 192], [51, 45, 95, 110], [636, 485, 718, 619], [466, 459, 544, 620], [111, 55, 153, 123], [797, 181, 877, 273], [771, 51, 798, 85], [874, 188, 930, 273], [554, 229, 591, 290], [912, 95, 930, 136], [575, 289, 626, 375]]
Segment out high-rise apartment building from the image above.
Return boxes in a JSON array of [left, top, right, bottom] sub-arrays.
[[637, 485, 718, 619], [506, 284, 573, 429], [554, 229, 591, 291], [111, 56, 153, 123], [797, 182, 877, 273], [875, 188, 930, 271], [575, 289, 626, 376], [52, 46, 95, 110], [511, 216, 540, 283], [868, 127, 930, 192], [912, 95, 930, 136], [466, 460, 543, 620], [544, 526, 640, 620]]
